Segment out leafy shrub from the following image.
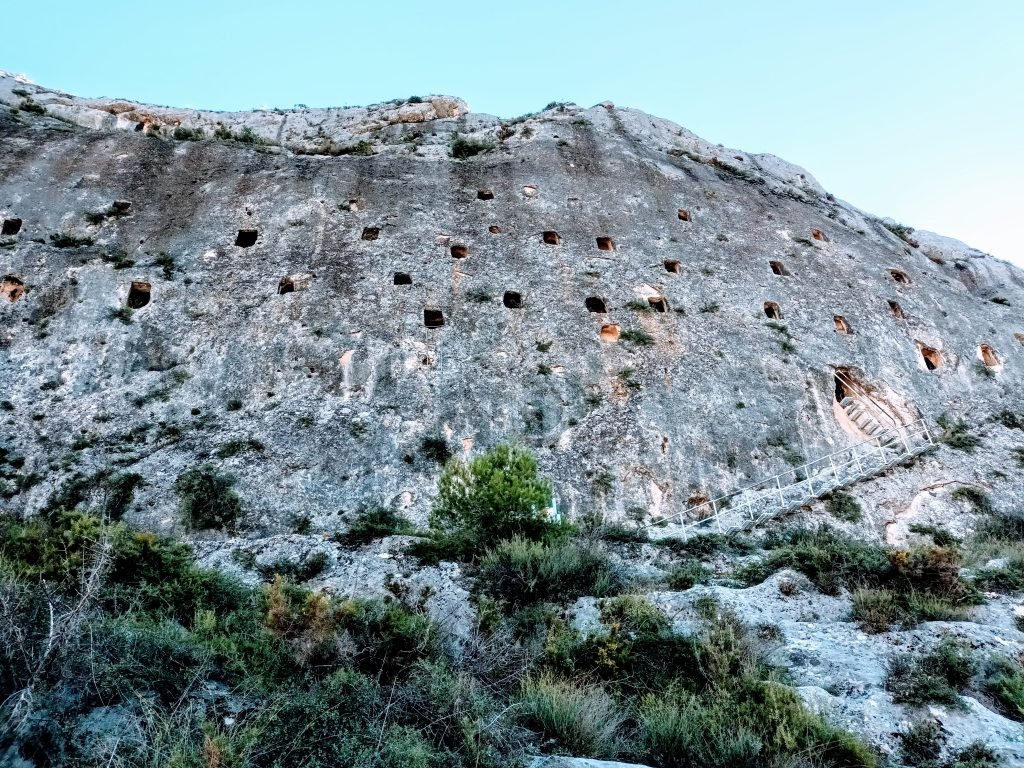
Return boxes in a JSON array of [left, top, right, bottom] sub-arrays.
[[851, 588, 901, 633], [983, 655, 1024, 721], [419, 435, 452, 464], [952, 486, 995, 515], [424, 444, 561, 560], [336, 506, 414, 546], [519, 674, 624, 757], [450, 133, 495, 159], [909, 523, 959, 547], [825, 491, 862, 522], [620, 328, 654, 346], [667, 560, 710, 590], [479, 536, 621, 609], [214, 437, 265, 458], [899, 718, 944, 765], [937, 414, 981, 452], [19, 99, 46, 115], [49, 232, 94, 248], [737, 526, 891, 595], [172, 126, 204, 141], [882, 220, 916, 243], [885, 638, 976, 708], [258, 551, 330, 582], [600, 595, 670, 635], [153, 251, 176, 279], [174, 465, 243, 530]]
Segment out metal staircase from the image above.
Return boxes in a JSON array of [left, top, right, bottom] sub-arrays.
[[644, 417, 935, 539]]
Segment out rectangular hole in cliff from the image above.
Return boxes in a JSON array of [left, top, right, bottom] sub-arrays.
[[450, 244, 469, 259], [424, 308, 444, 328], [586, 296, 608, 313], [664, 259, 681, 274], [2, 275, 25, 302], [648, 296, 668, 313], [677, 209, 691, 222], [503, 290, 523, 309], [394, 272, 412, 285], [770, 260, 788, 276], [542, 231, 561, 245], [811, 228, 829, 242], [764, 301, 781, 320], [235, 229, 258, 248], [600, 323, 620, 342], [980, 344, 1000, 368], [833, 315, 851, 334], [278, 276, 295, 294], [890, 269, 910, 284], [917, 342, 942, 371], [888, 300, 905, 319], [477, 190, 494, 201], [596, 237, 615, 251], [127, 281, 151, 309], [488, 226, 503, 234], [2, 218, 23, 236], [361, 227, 380, 241]]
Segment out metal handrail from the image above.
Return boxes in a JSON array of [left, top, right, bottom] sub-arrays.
[[643, 417, 933, 535]]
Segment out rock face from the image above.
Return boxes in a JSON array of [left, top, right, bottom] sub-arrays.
[[2, 73, 1023, 762], [2, 71, 1022, 534]]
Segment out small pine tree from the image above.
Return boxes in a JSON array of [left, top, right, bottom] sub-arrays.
[[428, 444, 560, 558]]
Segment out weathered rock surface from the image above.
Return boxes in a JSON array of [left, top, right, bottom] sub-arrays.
[[2, 72, 1023, 763]]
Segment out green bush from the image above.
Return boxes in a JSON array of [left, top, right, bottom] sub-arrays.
[[899, 718, 944, 765], [49, 232, 94, 248], [450, 133, 495, 159], [519, 674, 624, 757], [419, 435, 453, 464], [214, 437, 264, 458], [479, 536, 621, 609], [106, 306, 134, 324], [937, 414, 982, 452], [335, 506, 414, 546], [172, 126, 204, 141], [983, 655, 1024, 721], [620, 328, 654, 346], [737, 526, 891, 595], [952, 486, 995, 515], [825, 491, 862, 522], [174, 465, 243, 530], [885, 638, 976, 708], [666, 560, 710, 590], [425, 444, 561, 560]]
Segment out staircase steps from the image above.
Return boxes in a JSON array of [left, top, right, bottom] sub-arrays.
[[647, 417, 934, 538]]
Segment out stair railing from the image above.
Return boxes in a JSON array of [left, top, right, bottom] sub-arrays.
[[643, 417, 934, 538]]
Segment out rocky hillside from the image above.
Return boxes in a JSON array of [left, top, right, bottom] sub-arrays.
[[1, 72, 1022, 767]]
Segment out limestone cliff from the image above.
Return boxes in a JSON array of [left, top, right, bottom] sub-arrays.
[[1, 73, 1022, 764]]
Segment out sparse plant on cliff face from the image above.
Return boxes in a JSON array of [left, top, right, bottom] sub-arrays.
[[881, 220, 917, 245], [620, 328, 654, 346], [106, 306, 133, 325], [49, 232, 94, 248], [152, 251, 176, 279], [172, 126, 204, 141], [937, 413, 981, 452], [421, 444, 559, 561], [174, 465, 243, 530], [825, 491, 862, 522], [450, 133, 495, 159]]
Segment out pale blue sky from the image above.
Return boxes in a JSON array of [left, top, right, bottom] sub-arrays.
[[7, 1, 1023, 263]]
